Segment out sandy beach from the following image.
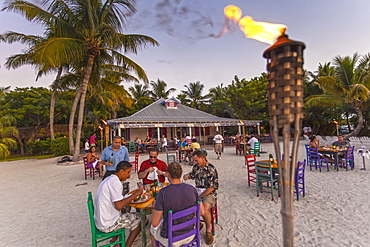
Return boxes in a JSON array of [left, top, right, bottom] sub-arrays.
[[1, 142, 370, 247]]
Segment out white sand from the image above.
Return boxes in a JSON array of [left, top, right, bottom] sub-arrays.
[[1, 142, 370, 246]]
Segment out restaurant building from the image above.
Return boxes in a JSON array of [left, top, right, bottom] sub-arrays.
[[105, 98, 262, 145]]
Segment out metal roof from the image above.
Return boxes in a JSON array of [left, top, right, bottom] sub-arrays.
[[108, 98, 262, 128]]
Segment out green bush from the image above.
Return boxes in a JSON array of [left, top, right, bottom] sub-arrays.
[[51, 137, 70, 156], [27, 139, 52, 155]]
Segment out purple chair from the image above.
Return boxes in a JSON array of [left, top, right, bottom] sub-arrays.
[[156, 202, 201, 247], [294, 160, 306, 201], [339, 146, 355, 171], [307, 147, 329, 172]]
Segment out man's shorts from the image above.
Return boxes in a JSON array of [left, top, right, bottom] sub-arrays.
[[214, 143, 222, 153], [202, 194, 216, 208], [101, 212, 141, 233], [150, 221, 195, 247]]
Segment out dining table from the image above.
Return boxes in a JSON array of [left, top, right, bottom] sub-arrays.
[[128, 183, 169, 247], [177, 148, 192, 162], [318, 147, 346, 171]]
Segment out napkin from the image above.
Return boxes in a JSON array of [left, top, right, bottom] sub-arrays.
[[196, 187, 206, 196], [148, 167, 158, 181]]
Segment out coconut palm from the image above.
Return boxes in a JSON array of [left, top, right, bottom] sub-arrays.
[[0, 115, 18, 158], [149, 79, 176, 100], [306, 53, 370, 137], [181, 81, 209, 109], [3, 0, 159, 160]]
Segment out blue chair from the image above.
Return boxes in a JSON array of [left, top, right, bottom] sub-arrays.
[[294, 160, 306, 201], [156, 202, 201, 247], [339, 146, 355, 171], [166, 149, 176, 164], [87, 192, 126, 247], [307, 147, 329, 172]]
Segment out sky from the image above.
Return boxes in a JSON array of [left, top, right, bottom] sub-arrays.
[[1, 0, 370, 96]]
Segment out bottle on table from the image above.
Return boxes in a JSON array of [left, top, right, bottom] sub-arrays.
[[153, 179, 158, 198]]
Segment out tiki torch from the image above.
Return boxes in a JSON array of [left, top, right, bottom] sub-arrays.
[[263, 31, 306, 247]]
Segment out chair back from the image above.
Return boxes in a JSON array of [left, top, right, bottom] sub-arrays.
[[307, 147, 320, 160], [304, 144, 310, 162], [295, 160, 306, 181], [166, 149, 176, 164], [245, 154, 256, 168], [167, 202, 201, 247], [345, 146, 354, 159], [87, 192, 97, 238], [253, 142, 261, 151]]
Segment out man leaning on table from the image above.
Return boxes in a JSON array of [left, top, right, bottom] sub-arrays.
[[332, 135, 349, 148], [94, 161, 143, 247], [150, 162, 205, 247], [183, 150, 219, 245], [100, 136, 130, 180], [138, 148, 168, 185]]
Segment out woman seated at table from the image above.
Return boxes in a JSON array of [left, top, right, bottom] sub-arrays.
[[87, 146, 103, 176], [309, 135, 320, 148], [144, 136, 152, 143]]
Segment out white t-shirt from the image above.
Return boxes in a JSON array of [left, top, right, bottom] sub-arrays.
[[161, 137, 168, 146], [248, 137, 259, 149], [94, 175, 124, 230], [85, 142, 90, 151], [213, 134, 224, 144]]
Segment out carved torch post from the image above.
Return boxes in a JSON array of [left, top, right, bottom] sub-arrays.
[[263, 32, 305, 247]]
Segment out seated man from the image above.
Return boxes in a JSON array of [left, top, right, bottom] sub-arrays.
[[138, 149, 168, 185], [187, 138, 201, 162], [247, 134, 259, 152], [183, 150, 219, 245], [94, 161, 143, 247], [150, 162, 204, 247], [332, 135, 349, 148]]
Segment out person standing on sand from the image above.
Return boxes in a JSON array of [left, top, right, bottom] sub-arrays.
[[183, 150, 218, 245], [100, 136, 130, 180], [94, 161, 143, 247], [90, 133, 97, 147], [212, 131, 224, 159]]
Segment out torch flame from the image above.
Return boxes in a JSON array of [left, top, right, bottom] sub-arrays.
[[223, 5, 287, 45]]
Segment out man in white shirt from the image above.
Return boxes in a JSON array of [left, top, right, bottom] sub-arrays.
[[160, 135, 168, 151], [247, 135, 259, 152], [212, 131, 224, 159], [94, 161, 143, 247]]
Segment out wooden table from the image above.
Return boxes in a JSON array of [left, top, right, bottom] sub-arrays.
[[318, 148, 346, 171], [255, 160, 279, 169]]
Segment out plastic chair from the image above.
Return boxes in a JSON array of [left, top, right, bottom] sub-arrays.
[[255, 161, 280, 201], [84, 156, 99, 180], [339, 146, 355, 171], [307, 147, 329, 172], [129, 152, 139, 173], [294, 160, 306, 201], [156, 201, 201, 247], [166, 149, 176, 164], [87, 192, 126, 247], [128, 141, 136, 152], [250, 142, 261, 157], [245, 154, 257, 186]]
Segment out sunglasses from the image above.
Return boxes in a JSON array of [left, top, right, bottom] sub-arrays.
[[150, 156, 157, 158]]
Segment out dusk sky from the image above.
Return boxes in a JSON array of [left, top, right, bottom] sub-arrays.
[[1, 0, 370, 95]]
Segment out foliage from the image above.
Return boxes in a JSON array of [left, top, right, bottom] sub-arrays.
[[51, 137, 69, 156], [0, 114, 18, 158], [27, 139, 52, 155]]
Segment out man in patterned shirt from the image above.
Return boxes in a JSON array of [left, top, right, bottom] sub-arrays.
[[183, 150, 219, 245]]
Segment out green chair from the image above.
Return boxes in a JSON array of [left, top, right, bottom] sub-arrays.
[[128, 141, 136, 152], [255, 161, 279, 201], [250, 142, 261, 157], [87, 192, 126, 247]]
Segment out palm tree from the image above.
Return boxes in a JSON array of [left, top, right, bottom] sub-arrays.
[[3, 0, 159, 161], [149, 79, 176, 100], [306, 53, 370, 137], [128, 83, 153, 110], [181, 81, 209, 109], [0, 115, 18, 158]]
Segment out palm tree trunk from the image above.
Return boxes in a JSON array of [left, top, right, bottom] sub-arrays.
[[345, 107, 364, 138], [72, 54, 95, 161], [68, 87, 82, 155], [50, 68, 63, 141], [14, 135, 24, 156]]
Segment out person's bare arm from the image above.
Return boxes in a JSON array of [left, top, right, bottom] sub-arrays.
[[138, 167, 154, 179], [200, 188, 215, 198], [151, 209, 163, 227], [114, 186, 144, 210]]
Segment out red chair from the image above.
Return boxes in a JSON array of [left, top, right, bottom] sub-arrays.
[[130, 152, 139, 173], [200, 200, 219, 236], [245, 154, 256, 186], [235, 142, 243, 156], [83, 156, 99, 180]]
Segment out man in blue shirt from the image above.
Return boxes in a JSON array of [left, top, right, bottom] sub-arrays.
[[100, 136, 130, 180]]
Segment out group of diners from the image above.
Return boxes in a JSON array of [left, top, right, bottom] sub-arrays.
[[92, 135, 219, 246]]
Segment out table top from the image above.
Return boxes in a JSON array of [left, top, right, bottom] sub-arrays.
[[318, 147, 347, 153], [255, 160, 279, 169], [128, 182, 170, 209]]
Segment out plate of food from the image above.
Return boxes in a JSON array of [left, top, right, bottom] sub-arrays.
[[130, 193, 151, 204]]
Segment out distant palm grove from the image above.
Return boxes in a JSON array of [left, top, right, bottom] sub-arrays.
[[1, 0, 370, 159]]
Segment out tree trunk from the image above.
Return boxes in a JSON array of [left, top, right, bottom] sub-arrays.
[[50, 68, 63, 141], [345, 107, 364, 139], [72, 54, 95, 162], [68, 88, 82, 155], [14, 135, 24, 156]]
